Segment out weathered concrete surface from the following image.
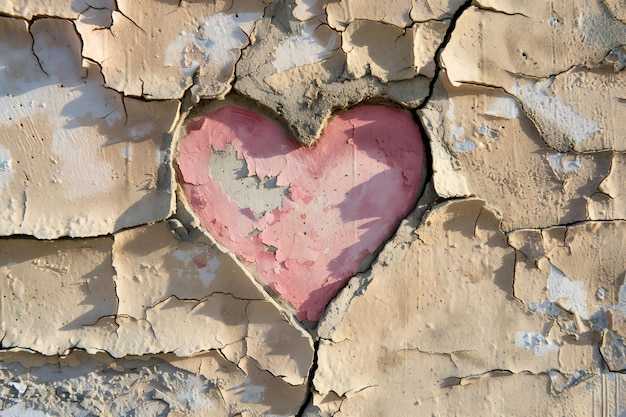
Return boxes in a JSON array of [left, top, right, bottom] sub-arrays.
[[233, 0, 458, 145], [0, 17, 179, 238], [75, 0, 267, 101], [442, 2, 625, 152], [419, 75, 614, 230], [1, 0, 625, 415], [306, 200, 626, 416], [1, 222, 313, 414], [0, 351, 306, 416]]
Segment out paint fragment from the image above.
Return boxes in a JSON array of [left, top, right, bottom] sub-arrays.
[[420, 79, 613, 231], [453, 139, 477, 153], [0, 145, 11, 188], [600, 330, 626, 371], [177, 105, 426, 320], [476, 125, 499, 139], [273, 22, 339, 72], [165, 13, 260, 77], [548, 263, 589, 319], [76, 2, 265, 99], [342, 20, 449, 82], [515, 332, 560, 356], [513, 79, 600, 147], [0, 17, 178, 238], [293, 0, 328, 21], [487, 98, 521, 121], [546, 153, 581, 174]]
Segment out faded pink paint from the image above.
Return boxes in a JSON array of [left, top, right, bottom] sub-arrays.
[[177, 105, 425, 320]]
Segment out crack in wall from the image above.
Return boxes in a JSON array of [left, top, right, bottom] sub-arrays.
[[415, 0, 472, 111], [1, 0, 625, 414]]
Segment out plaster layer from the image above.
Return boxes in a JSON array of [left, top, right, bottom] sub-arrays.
[[75, 0, 267, 100], [442, 2, 626, 153], [419, 75, 615, 231], [234, 0, 465, 145], [307, 200, 625, 416], [0, 351, 306, 416], [0, 0, 625, 414], [0, 17, 178, 239], [1, 222, 313, 387]]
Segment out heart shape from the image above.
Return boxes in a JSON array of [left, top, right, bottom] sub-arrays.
[[176, 105, 425, 320]]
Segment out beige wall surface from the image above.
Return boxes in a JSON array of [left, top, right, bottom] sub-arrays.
[[0, 0, 625, 415]]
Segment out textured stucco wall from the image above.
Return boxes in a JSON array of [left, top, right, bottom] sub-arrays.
[[0, 0, 625, 416]]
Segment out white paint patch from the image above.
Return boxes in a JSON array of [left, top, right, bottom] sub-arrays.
[[0, 402, 48, 417], [165, 12, 262, 76], [121, 144, 133, 160], [156, 149, 165, 165], [477, 124, 499, 139], [450, 124, 464, 141], [172, 248, 220, 287], [515, 332, 560, 356], [513, 78, 599, 145], [527, 300, 561, 316], [485, 96, 520, 119], [230, 378, 266, 403], [241, 385, 265, 402], [7, 382, 26, 395], [0, 145, 12, 188], [128, 122, 152, 139], [445, 102, 455, 122], [453, 139, 476, 153], [548, 263, 589, 319], [546, 152, 581, 174], [273, 22, 339, 72]]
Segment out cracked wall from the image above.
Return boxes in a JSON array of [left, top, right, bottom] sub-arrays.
[[0, 0, 624, 416]]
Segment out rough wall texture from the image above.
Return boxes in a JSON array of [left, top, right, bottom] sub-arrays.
[[0, 0, 624, 416]]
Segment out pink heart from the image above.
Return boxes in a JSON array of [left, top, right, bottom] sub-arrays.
[[176, 105, 425, 321]]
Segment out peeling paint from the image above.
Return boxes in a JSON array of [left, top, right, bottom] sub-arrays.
[[452, 139, 477, 153], [546, 153, 581, 174], [166, 12, 261, 77], [1, 0, 625, 414], [0, 17, 178, 238], [208, 144, 288, 219], [0, 145, 12, 188], [273, 22, 339, 72], [515, 332, 560, 357], [177, 104, 426, 320], [551, 271, 587, 315], [513, 78, 600, 147], [485, 96, 520, 119]]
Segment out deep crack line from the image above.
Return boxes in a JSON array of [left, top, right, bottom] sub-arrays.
[[296, 339, 320, 417], [416, 0, 473, 110]]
